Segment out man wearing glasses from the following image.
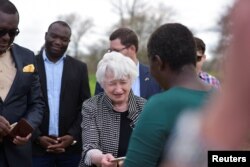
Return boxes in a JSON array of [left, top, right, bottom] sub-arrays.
[[0, 1, 44, 167], [194, 37, 220, 88], [95, 28, 161, 99]]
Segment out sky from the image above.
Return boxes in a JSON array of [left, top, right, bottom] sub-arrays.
[[11, 0, 235, 59]]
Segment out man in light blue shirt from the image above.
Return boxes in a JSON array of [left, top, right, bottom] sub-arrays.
[[32, 21, 91, 167]]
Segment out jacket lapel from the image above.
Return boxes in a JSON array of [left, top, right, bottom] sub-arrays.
[[60, 56, 69, 99], [4, 45, 22, 103], [36, 53, 48, 103]]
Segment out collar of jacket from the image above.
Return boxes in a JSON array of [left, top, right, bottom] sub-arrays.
[[102, 91, 139, 127]]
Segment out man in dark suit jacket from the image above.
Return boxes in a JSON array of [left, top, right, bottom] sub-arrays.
[[0, 1, 44, 167], [32, 21, 91, 167], [95, 28, 161, 99]]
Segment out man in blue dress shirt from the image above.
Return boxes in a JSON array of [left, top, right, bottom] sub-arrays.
[[32, 21, 91, 167]]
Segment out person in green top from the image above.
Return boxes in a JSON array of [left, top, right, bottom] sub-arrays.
[[124, 23, 212, 167]]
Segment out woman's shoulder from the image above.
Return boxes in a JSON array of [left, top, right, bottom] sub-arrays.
[[83, 93, 104, 107], [134, 95, 147, 103], [131, 95, 147, 110]]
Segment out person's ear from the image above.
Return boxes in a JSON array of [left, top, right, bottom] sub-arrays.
[[154, 55, 165, 70], [129, 45, 136, 52]]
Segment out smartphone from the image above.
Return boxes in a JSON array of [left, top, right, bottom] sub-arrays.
[[111, 156, 126, 162]]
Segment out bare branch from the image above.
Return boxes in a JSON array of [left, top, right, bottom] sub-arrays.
[[57, 13, 94, 58], [110, 0, 174, 64]]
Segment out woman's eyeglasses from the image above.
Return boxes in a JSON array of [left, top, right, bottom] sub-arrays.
[[0, 28, 20, 38]]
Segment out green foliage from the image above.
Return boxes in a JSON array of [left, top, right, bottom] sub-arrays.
[[88, 74, 96, 96]]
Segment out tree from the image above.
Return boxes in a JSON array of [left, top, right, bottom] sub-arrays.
[[82, 0, 174, 74], [84, 39, 108, 73], [58, 13, 94, 59], [213, 6, 233, 58], [110, 0, 174, 64], [204, 5, 234, 80]]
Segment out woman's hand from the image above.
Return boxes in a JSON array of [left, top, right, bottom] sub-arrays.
[[100, 153, 117, 167]]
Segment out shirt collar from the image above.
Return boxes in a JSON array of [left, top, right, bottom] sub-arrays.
[[136, 61, 140, 72], [42, 49, 66, 63], [198, 71, 207, 79]]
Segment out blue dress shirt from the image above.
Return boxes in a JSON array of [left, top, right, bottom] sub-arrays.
[[43, 50, 65, 136]]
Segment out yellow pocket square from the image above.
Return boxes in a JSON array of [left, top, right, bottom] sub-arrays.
[[23, 64, 35, 72]]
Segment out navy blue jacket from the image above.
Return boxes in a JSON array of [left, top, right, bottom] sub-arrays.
[[0, 44, 45, 167]]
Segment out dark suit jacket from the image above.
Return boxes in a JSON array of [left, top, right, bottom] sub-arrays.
[[95, 63, 161, 99], [32, 52, 91, 156], [0, 44, 45, 167]]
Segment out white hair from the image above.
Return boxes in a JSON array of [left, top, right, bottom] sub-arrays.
[[96, 52, 138, 87]]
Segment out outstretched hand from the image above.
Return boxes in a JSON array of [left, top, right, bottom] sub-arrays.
[[100, 153, 117, 167]]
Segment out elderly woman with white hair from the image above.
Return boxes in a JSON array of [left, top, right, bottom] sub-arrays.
[[79, 52, 147, 167]]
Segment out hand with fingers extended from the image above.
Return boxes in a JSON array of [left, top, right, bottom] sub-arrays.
[[100, 153, 118, 167], [0, 116, 11, 138]]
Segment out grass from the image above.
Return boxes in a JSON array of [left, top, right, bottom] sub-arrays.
[[89, 74, 96, 96]]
